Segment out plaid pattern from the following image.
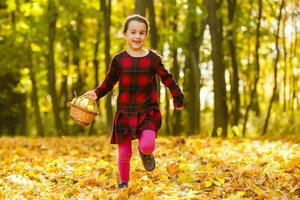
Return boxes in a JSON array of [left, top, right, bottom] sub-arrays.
[[94, 50, 184, 144]]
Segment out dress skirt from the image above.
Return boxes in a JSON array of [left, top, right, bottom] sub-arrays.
[[110, 107, 162, 144]]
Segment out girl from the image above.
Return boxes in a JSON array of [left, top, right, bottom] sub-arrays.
[[84, 14, 184, 189]]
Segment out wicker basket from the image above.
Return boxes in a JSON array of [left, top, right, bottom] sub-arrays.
[[70, 95, 98, 126]]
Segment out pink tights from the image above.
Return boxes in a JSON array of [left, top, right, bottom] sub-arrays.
[[117, 129, 156, 183]]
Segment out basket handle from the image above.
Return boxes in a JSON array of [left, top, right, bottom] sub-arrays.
[[82, 94, 99, 113]]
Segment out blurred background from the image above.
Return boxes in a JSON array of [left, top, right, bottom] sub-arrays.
[[0, 0, 299, 137]]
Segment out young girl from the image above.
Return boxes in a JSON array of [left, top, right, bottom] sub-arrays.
[[84, 14, 184, 189]]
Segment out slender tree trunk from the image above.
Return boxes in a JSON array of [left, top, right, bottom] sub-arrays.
[[61, 54, 69, 135], [262, 0, 285, 135], [242, 0, 262, 136], [47, 0, 63, 135], [135, 0, 146, 16], [160, 0, 171, 135], [171, 9, 182, 136], [12, 0, 27, 136], [70, 13, 84, 94], [290, 13, 297, 134], [148, 0, 158, 49], [185, 0, 201, 135], [243, 0, 253, 109], [206, 0, 228, 137], [28, 42, 44, 136], [227, 0, 240, 126], [251, 1, 263, 117], [89, 0, 103, 136], [103, 0, 113, 128], [282, 9, 287, 112], [19, 94, 27, 136], [68, 21, 85, 135], [165, 89, 171, 135], [144, 0, 161, 104]]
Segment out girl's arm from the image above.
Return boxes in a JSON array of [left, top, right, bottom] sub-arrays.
[[93, 56, 119, 100], [155, 56, 184, 109]]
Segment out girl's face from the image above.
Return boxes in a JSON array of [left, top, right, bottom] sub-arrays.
[[123, 20, 147, 51]]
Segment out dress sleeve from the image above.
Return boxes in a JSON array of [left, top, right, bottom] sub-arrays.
[[155, 55, 184, 108], [94, 56, 119, 100]]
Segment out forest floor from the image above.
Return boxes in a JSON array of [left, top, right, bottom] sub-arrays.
[[0, 135, 299, 199]]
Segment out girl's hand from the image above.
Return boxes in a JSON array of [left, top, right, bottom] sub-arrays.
[[84, 90, 97, 100]]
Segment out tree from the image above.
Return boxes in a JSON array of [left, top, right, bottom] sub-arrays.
[[47, 0, 63, 135], [206, 0, 228, 136], [102, 0, 113, 128], [184, 0, 205, 135], [89, 0, 104, 136], [135, 0, 146, 16], [242, 0, 262, 136], [262, 0, 285, 135], [227, 0, 240, 126], [170, 3, 182, 135], [27, 41, 44, 136]]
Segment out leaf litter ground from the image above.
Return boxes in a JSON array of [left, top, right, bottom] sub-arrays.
[[0, 135, 299, 199]]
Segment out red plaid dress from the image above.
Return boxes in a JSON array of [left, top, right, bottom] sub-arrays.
[[94, 50, 184, 144]]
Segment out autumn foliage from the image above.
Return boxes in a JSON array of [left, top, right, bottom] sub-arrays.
[[0, 135, 299, 199]]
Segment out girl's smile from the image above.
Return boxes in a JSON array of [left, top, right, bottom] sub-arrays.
[[124, 20, 148, 53]]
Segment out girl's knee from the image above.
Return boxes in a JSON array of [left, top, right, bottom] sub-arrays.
[[139, 142, 155, 155], [139, 129, 156, 154]]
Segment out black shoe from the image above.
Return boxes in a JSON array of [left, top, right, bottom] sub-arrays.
[[118, 182, 128, 189], [139, 150, 156, 171]]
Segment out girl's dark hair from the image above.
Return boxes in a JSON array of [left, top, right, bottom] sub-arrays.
[[123, 14, 149, 34]]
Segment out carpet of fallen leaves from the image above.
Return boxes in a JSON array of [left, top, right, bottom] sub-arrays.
[[0, 135, 300, 199]]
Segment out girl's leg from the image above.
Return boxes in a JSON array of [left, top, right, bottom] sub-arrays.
[[138, 129, 156, 155], [118, 135, 132, 183]]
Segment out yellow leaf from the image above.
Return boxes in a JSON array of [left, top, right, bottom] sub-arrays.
[[236, 191, 246, 197], [114, 188, 129, 200], [70, 150, 79, 156], [166, 161, 179, 176], [178, 172, 196, 183], [141, 186, 155, 200], [141, 175, 149, 181], [213, 179, 222, 186], [27, 171, 39, 181], [30, 43, 41, 52], [204, 180, 213, 188]]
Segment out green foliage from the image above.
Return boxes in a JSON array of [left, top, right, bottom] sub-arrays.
[[0, 0, 299, 136], [0, 72, 26, 135]]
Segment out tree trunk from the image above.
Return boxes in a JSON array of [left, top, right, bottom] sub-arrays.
[[290, 13, 297, 134], [165, 89, 171, 135], [89, 0, 103, 136], [103, 0, 113, 128], [144, 0, 161, 104], [47, 0, 63, 135], [70, 13, 84, 94], [171, 7, 182, 135], [61, 54, 69, 135], [206, 0, 228, 137], [68, 20, 85, 135], [28, 42, 44, 136], [147, 0, 158, 49], [135, 0, 146, 16], [262, 0, 285, 135], [282, 9, 287, 112], [242, 0, 262, 136], [227, 0, 240, 126], [185, 0, 200, 135], [160, 0, 171, 135]]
